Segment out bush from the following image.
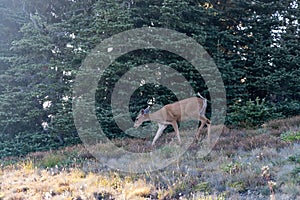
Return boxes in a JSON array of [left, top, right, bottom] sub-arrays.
[[275, 100, 300, 117], [40, 154, 64, 168], [281, 131, 300, 142], [227, 97, 283, 128]]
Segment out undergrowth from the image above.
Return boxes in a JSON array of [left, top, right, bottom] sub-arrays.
[[0, 116, 299, 200]]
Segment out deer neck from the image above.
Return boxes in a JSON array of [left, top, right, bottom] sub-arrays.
[[148, 110, 166, 123]]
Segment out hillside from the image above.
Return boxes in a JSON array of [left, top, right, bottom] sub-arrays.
[[1, 116, 299, 200], [0, 1, 299, 199]]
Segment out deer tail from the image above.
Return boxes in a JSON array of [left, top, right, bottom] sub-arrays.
[[197, 92, 207, 115]]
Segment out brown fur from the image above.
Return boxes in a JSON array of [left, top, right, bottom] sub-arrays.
[[134, 96, 211, 146]]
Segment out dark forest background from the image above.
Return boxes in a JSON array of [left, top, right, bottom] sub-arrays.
[[0, 0, 299, 157]]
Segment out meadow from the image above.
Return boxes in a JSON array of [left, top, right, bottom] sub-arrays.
[[0, 116, 299, 200]]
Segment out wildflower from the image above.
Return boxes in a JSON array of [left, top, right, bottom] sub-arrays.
[[268, 180, 276, 187]]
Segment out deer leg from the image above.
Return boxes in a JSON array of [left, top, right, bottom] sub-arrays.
[[196, 116, 211, 141], [171, 121, 181, 145], [206, 120, 211, 142], [152, 123, 167, 146]]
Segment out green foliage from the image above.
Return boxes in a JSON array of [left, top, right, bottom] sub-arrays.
[[274, 100, 300, 117], [229, 181, 246, 192], [0, 131, 62, 158], [227, 97, 283, 128], [193, 182, 211, 193], [281, 131, 300, 142], [0, 0, 299, 157], [221, 161, 243, 175], [288, 154, 300, 164], [290, 167, 300, 180], [40, 154, 63, 168]]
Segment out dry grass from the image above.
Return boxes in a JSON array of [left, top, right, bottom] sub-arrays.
[[124, 180, 155, 199], [0, 116, 299, 200], [264, 115, 300, 129], [213, 128, 288, 155]]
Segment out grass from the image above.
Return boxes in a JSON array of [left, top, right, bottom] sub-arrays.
[[281, 131, 300, 142], [0, 116, 299, 200]]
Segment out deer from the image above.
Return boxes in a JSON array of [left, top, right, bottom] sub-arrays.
[[133, 93, 211, 146]]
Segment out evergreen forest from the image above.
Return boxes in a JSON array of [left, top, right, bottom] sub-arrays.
[[0, 0, 299, 157]]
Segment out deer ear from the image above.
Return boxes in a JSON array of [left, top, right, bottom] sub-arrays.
[[141, 109, 145, 115], [144, 106, 150, 114]]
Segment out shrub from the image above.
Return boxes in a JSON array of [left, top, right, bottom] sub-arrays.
[[40, 154, 64, 168], [227, 97, 283, 128], [281, 131, 300, 142]]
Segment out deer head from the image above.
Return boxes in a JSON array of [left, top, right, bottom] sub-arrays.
[[134, 106, 150, 128]]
